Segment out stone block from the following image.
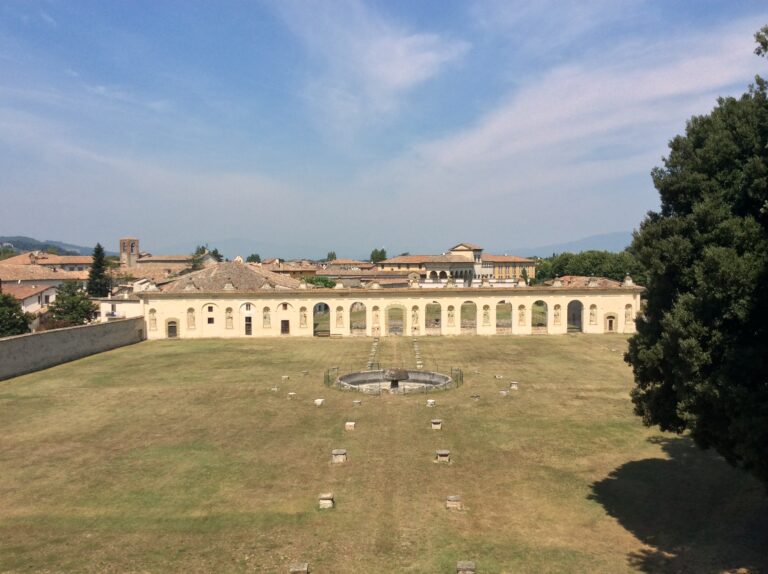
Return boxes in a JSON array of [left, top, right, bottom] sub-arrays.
[[470, 394, 480, 401], [494, 374, 504, 379], [332, 448, 347, 464], [353, 399, 362, 406], [288, 392, 297, 400], [435, 449, 451, 463], [318, 492, 334, 509], [345, 421, 356, 431], [271, 386, 279, 392], [431, 419, 442, 430], [426, 399, 436, 407], [289, 563, 309, 573], [282, 375, 290, 381], [445, 495, 462, 510], [509, 382, 519, 390], [457, 560, 476, 573], [499, 390, 509, 397], [314, 398, 325, 407]]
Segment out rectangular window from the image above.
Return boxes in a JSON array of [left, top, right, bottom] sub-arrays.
[[207, 317, 214, 324], [245, 316, 252, 335], [245, 303, 251, 311], [208, 306, 213, 312], [282, 303, 288, 311], [44, 295, 50, 304]]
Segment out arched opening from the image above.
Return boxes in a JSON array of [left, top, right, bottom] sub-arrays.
[[350, 302, 366, 335], [567, 300, 583, 332], [225, 307, 233, 330], [148, 308, 157, 331], [425, 301, 441, 335], [532, 300, 548, 333], [429, 270, 438, 283], [313, 303, 330, 337], [605, 313, 617, 333], [460, 301, 477, 334], [276, 302, 294, 335], [439, 270, 448, 281], [553, 304, 562, 326], [386, 305, 405, 336], [186, 307, 196, 330], [299, 306, 308, 330], [496, 301, 512, 334], [166, 319, 178, 339]]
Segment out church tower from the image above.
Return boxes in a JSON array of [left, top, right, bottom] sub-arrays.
[[120, 237, 139, 267]]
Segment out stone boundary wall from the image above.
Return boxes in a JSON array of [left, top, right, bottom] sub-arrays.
[[0, 318, 145, 381]]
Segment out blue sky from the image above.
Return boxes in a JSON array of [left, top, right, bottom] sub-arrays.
[[1, 1, 766, 259]]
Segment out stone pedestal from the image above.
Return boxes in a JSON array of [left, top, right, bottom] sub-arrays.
[[318, 492, 334, 509], [345, 421, 356, 431], [499, 390, 509, 397], [445, 495, 462, 510], [435, 449, 451, 463], [494, 374, 504, 379], [288, 392, 296, 400], [431, 419, 443, 430], [457, 560, 476, 573], [271, 386, 278, 392], [314, 398, 325, 406], [510, 382, 519, 390], [353, 399, 362, 406], [426, 399, 436, 407], [289, 563, 309, 573], [282, 375, 290, 381], [332, 448, 347, 464]]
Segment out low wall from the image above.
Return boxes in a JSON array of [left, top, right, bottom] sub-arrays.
[[0, 317, 145, 381]]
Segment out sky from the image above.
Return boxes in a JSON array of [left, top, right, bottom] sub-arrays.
[[1, 1, 766, 259]]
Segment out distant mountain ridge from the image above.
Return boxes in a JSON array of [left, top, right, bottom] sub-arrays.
[[510, 231, 634, 257], [0, 236, 116, 256]]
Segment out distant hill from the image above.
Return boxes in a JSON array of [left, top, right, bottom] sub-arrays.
[[0, 236, 116, 256], [511, 231, 634, 257]]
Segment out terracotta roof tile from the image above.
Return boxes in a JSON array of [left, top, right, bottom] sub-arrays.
[[161, 261, 303, 292], [0, 264, 87, 282], [1, 283, 53, 300]]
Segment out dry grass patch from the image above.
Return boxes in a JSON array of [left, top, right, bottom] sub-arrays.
[[0, 336, 765, 573]]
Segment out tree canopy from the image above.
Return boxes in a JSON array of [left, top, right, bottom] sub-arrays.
[[86, 243, 111, 297], [370, 248, 387, 263], [534, 250, 645, 285], [325, 251, 337, 262], [246, 253, 261, 263], [304, 275, 336, 288], [48, 281, 97, 326], [626, 35, 768, 483], [0, 293, 32, 337]]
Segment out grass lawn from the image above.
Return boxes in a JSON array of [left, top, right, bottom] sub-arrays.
[[0, 336, 765, 573]]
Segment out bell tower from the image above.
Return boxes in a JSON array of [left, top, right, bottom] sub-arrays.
[[120, 237, 139, 267]]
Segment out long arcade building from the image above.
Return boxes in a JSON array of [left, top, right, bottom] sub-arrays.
[[136, 261, 642, 339]]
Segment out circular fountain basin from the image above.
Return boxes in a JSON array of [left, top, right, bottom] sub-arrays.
[[336, 369, 452, 394]]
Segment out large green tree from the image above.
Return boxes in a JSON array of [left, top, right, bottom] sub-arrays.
[[49, 281, 97, 326], [0, 293, 32, 337], [86, 243, 111, 297], [534, 250, 645, 285], [626, 33, 768, 483], [370, 248, 387, 263]]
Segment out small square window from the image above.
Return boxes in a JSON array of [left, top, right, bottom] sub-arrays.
[[207, 317, 214, 324], [245, 303, 251, 311], [208, 306, 213, 312]]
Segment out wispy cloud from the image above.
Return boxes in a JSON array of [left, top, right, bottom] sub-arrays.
[[275, 0, 469, 134]]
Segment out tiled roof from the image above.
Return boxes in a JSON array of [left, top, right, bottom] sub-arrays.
[[0, 264, 87, 282], [481, 254, 535, 263], [0, 252, 92, 266], [326, 259, 373, 266], [1, 283, 53, 300], [161, 261, 303, 292], [450, 243, 483, 250], [137, 255, 191, 263], [380, 254, 469, 265]]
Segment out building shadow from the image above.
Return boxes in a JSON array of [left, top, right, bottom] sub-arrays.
[[589, 436, 768, 573]]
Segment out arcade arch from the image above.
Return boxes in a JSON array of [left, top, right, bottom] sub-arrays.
[[496, 300, 513, 334], [385, 304, 405, 336], [425, 302, 441, 335], [460, 301, 477, 334], [350, 301, 367, 335], [532, 300, 548, 333], [313, 302, 330, 336], [567, 300, 583, 332]]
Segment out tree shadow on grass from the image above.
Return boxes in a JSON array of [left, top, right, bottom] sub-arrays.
[[589, 436, 768, 573]]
